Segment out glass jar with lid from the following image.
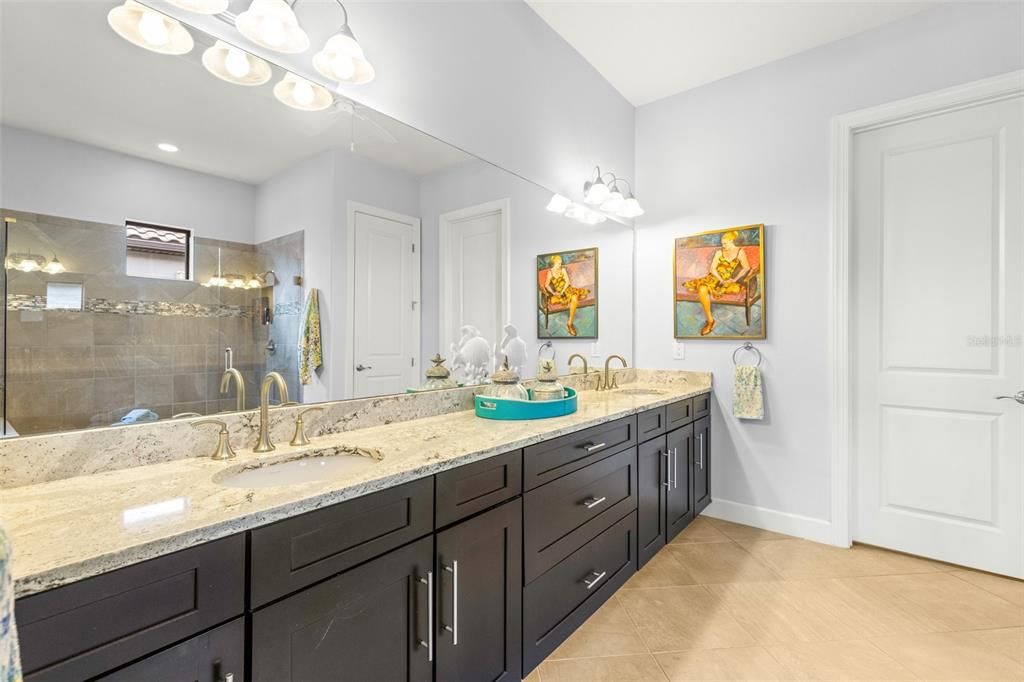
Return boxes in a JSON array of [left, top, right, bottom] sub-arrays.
[[479, 356, 530, 401], [531, 366, 567, 401], [421, 354, 458, 391]]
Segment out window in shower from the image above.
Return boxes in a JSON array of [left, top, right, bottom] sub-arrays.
[[125, 221, 191, 280]]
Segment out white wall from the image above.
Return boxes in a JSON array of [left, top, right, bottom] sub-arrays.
[[419, 159, 635, 375], [0, 126, 256, 242], [148, 0, 635, 209], [255, 148, 421, 401], [634, 3, 1024, 527]]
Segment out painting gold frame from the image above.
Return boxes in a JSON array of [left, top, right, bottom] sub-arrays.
[[673, 223, 766, 340]]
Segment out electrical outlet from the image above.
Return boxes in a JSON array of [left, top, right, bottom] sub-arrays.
[[673, 341, 685, 360], [589, 342, 600, 357]]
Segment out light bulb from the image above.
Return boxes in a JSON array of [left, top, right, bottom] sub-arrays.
[[138, 10, 170, 46], [332, 53, 355, 80], [224, 47, 251, 78], [258, 15, 286, 47], [43, 257, 66, 274], [18, 259, 38, 272], [292, 80, 315, 106]]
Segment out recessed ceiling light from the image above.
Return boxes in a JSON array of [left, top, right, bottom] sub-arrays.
[[158, 143, 179, 153]]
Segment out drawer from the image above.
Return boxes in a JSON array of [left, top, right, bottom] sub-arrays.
[[524, 415, 636, 491], [18, 535, 245, 682], [666, 398, 694, 429], [637, 406, 667, 441], [693, 391, 712, 420], [435, 450, 522, 528], [97, 618, 244, 682], [250, 477, 433, 607], [524, 447, 637, 582], [523, 511, 636, 672]]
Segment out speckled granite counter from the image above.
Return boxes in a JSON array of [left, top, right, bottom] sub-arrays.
[[1, 372, 711, 598]]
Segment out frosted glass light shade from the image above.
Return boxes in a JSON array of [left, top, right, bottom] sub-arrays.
[[618, 196, 644, 218], [236, 0, 310, 54], [273, 73, 333, 111], [165, 0, 229, 14], [600, 190, 624, 213], [313, 30, 375, 84], [107, 1, 194, 55], [202, 41, 272, 86], [546, 194, 572, 213], [583, 178, 609, 205]]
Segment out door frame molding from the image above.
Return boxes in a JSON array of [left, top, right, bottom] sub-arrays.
[[829, 69, 1024, 547], [344, 200, 421, 399], [437, 198, 511, 356]]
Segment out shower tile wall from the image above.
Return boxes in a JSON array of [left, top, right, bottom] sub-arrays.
[[2, 210, 304, 436], [257, 231, 304, 402]]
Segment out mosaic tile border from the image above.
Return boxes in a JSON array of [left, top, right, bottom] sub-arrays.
[[7, 294, 252, 318]]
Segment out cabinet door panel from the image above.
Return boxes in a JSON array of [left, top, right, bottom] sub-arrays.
[[637, 436, 667, 568], [436, 499, 522, 682], [98, 618, 244, 682], [251, 536, 433, 682], [666, 398, 694, 430], [435, 450, 522, 528], [637, 407, 667, 441], [523, 416, 636, 490], [693, 416, 712, 515], [666, 425, 694, 540]]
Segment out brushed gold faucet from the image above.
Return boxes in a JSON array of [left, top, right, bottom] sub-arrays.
[[191, 419, 236, 460], [599, 355, 628, 391], [567, 353, 595, 390], [254, 372, 290, 453], [220, 368, 246, 411]]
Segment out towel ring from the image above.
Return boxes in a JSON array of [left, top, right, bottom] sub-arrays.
[[732, 342, 763, 368]]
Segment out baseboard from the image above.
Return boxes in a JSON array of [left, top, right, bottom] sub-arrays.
[[703, 498, 835, 545]]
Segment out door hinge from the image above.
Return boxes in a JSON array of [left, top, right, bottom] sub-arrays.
[[411, 357, 415, 367], [411, 243, 416, 253]]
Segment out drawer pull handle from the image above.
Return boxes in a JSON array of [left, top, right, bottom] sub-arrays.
[[697, 433, 704, 469], [673, 447, 679, 490], [417, 571, 434, 661], [582, 570, 607, 590], [444, 560, 459, 646], [223, 675, 234, 682], [662, 449, 671, 488], [582, 442, 607, 452], [583, 496, 607, 509]]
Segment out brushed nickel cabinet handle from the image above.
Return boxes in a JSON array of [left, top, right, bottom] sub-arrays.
[[582, 570, 607, 590], [582, 442, 607, 452], [444, 561, 459, 646], [673, 447, 679, 490], [583, 496, 607, 509], [417, 571, 434, 661], [662, 450, 671, 489]]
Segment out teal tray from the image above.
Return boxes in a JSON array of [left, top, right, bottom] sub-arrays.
[[474, 387, 578, 420]]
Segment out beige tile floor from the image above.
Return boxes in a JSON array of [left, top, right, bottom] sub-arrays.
[[523, 516, 1024, 682]]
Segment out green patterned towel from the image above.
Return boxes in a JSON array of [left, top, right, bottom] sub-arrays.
[[733, 364, 764, 420], [299, 288, 323, 386]]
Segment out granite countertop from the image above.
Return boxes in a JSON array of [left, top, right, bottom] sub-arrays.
[[1, 379, 711, 598]]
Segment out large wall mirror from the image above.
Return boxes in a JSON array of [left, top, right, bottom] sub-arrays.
[[0, 0, 635, 437]]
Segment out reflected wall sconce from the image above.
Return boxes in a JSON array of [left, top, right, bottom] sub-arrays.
[[547, 166, 644, 224], [107, 0, 194, 55], [202, 40, 272, 86], [312, 2, 375, 85], [235, 0, 309, 54], [273, 72, 333, 111], [6, 253, 66, 274], [165, 0, 229, 14]]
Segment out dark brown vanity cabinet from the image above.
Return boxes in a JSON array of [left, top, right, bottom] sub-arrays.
[[435, 498, 522, 682], [637, 394, 712, 569], [251, 535, 434, 682]]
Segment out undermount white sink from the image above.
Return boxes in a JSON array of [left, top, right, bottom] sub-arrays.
[[616, 388, 667, 396], [215, 451, 382, 489]]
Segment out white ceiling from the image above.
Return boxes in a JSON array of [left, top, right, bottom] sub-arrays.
[[0, 1, 471, 184], [526, 1, 932, 106]]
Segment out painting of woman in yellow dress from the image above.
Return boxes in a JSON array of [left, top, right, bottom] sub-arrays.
[[537, 249, 598, 338], [675, 225, 765, 339]]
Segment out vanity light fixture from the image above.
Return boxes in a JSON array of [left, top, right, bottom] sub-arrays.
[[273, 72, 332, 111], [583, 168, 610, 206], [107, 0, 194, 55], [165, 0, 229, 14], [5, 252, 65, 274], [202, 41, 272, 86], [235, 0, 310, 54], [582, 167, 645, 219], [43, 255, 67, 275], [545, 194, 572, 214], [157, 142, 179, 152], [312, 2, 375, 85]]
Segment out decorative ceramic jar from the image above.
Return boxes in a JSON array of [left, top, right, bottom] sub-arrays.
[[531, 367, 567, 401], [479, 356, 530, 401]]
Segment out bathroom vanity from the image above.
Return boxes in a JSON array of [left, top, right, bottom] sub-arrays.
[[7, 380, 712, 682]]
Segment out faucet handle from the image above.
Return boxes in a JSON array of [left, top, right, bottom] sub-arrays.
[[191, 419, 236, 460], [290, 407, 325, 447]]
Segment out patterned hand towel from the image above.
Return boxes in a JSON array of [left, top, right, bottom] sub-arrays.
[[732, 364, 764, 420], [299, 288, 323, 385], [1, 527, 22, 682]]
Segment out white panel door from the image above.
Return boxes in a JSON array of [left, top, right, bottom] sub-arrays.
[[852, 95, 1023, 577], [352, 209, 418, 398], [439, 200, 509, 354]]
